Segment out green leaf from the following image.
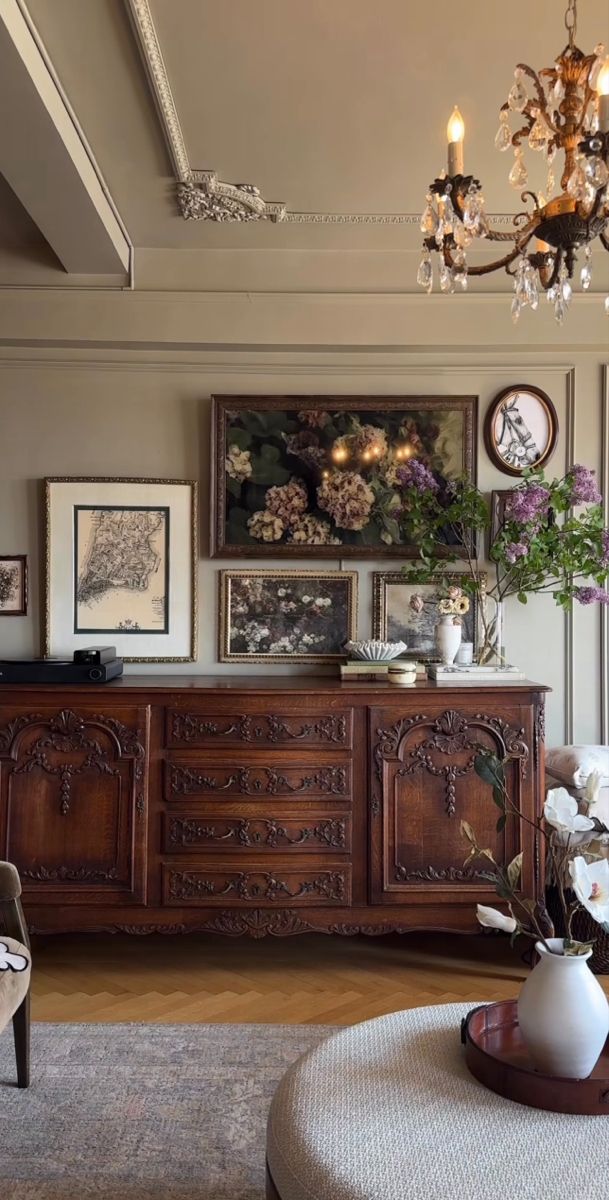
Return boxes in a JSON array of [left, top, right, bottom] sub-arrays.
[[507, 852, 523, 890], [474, 753, 505, 793], [226, 477, 243, 499], [517, 592, 528, 604], [225, 426, 252, 450], [496, 814, 507, 833], [492, 786, 506, 812]]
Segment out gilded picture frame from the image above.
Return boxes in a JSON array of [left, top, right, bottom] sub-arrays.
[[372, 570, 486, 662], [44, 477, 198, 662], [219, 569, 357, 663], [0, 556, 28, 617], [212, 395, 477, 558]]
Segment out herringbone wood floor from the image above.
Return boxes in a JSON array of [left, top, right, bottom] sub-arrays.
[[27, 931, 583, 1024]]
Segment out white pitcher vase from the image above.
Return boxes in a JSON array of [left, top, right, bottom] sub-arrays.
[[434, 615, 461, 665], [517, 938, 609, 1078]]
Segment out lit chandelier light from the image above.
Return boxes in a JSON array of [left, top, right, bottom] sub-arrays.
[[417, 0, 609, 323]]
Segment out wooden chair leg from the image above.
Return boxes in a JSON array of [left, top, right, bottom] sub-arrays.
[[12, 991, 30, 1088]]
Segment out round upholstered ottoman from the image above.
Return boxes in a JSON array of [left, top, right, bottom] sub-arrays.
[[266, 1002, 609, 1200]]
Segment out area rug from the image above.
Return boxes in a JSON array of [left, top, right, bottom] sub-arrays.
[[0, 1022, 332, 1199]]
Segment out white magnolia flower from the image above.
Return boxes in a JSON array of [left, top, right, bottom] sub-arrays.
[[585, 770, 602, 809], [476, 904, 517, 933], [544, 788, 595, 835], [301, 595, 312, 604], [568, 856, 609, 925], [0, 941, 28, 972]]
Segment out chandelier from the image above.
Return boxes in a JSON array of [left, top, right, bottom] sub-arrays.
[[417, 0, 609, 322]]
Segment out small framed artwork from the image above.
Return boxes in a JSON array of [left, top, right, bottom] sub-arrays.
[[219, 570, 357, 663], [212, 395, 477, 557], [372, 571, 485, 662], [484, 385, 558, 476], [44, 478, 198, 662], [0, 556, 27, 616]]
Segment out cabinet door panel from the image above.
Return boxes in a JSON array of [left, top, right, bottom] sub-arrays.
[[0, 706, 148, 903], [370, 704, 532, 905]]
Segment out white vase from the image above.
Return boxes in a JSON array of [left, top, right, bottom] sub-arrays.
[[434, 615, 461, 665], [517, 938, 609, 1078]]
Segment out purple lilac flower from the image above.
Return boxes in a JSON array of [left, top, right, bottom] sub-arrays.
[[504, 541, 528, 564], [568, 464, 602, 506], [505, 483, 550, 525], [396, 459, 439, 494], [601, 530, 609, 567], [574, 586, 609, 606]]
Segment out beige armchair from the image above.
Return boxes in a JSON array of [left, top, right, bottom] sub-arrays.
[[0, 862, 31, 1087]]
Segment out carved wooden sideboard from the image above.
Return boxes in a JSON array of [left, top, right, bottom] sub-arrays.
[[0, 677, 548, 937]]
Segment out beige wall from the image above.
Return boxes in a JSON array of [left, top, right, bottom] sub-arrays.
[[0, 287, 606, 750]]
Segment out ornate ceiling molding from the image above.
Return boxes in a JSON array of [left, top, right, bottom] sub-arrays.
[[125, 0, 520, 228]]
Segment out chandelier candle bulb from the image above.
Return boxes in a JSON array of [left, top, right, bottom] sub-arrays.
[[597, 59, 609, 131], [447, 106, 465, 175]]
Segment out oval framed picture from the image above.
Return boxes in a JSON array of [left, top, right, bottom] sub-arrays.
[[484, 385, 558, 476]]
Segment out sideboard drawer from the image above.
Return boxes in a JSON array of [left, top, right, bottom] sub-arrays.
[[162, 861, 352, 906], [165, 708, 353, 750], [164, 760, 351, 802], [163, 809, 352, 854]]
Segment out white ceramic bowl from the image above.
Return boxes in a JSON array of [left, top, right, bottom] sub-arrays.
[[344, 639, 407, 662]]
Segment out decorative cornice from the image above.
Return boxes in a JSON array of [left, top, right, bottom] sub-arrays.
[[125, 0, 523, 228]]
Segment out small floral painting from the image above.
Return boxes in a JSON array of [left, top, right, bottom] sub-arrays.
[[219, 570, 357, 662], [372, 572, 484, 661], [213, 396, 476, 557]]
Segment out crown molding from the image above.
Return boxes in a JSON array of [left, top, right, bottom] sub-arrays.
[[124, 0, 522, 230]]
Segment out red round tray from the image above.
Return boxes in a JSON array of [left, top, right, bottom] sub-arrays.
[[462, 1000, 609, 1114]]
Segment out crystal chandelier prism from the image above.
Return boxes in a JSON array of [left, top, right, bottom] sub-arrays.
[[418, 0, 609, 322]]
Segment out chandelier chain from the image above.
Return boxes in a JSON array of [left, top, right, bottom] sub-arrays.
[[564, 0, 577, 48]]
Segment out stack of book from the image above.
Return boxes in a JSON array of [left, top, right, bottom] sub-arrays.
[[340, 660, 426, 682], [427, 663, 525, 682]]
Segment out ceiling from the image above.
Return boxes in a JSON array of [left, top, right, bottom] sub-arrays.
[[0, 0, 607, 289]]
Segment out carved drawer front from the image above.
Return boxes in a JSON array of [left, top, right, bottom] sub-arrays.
[[163, 808, 352, 854], [0, 705, 148, 903], [165, 708, 353, 750], [369, 704, 531, 905], [164, 760, 351, 802], [162, 861, 352, 906]]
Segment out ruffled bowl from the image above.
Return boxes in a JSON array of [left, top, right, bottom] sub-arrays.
[[344, 640, 407, 662]]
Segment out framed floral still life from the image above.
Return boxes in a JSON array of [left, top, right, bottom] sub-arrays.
[[484, 385, 558, 476], [44, 478, 198, 662], [219, 570, 357, 663], [212, 395, 477, 557], [372, 571, 485, 662], [0, 556, 27, 616]]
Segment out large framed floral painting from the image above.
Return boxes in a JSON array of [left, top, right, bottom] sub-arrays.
[[211, 395, 477, 557], [219, 570, 357, 663]]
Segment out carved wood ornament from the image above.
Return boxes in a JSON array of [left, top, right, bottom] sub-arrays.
[[169, 764, 347, 797], [168, 816, 347, 850], [169, 712, 348, 745], [373, 708, 529, 818], [167, 869, 346, 903]]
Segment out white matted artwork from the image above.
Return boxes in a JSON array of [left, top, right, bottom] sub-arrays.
[[45, 478, 198, 662], [372, 572, 485, 662], [484, 385, 558, 476]]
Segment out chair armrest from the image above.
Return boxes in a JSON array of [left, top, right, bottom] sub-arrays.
[[0, 862, 21, 901], [0, 863, 29, 949]]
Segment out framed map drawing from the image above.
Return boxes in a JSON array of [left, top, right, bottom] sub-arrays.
[[211, 395, 477, 558], [44, 478, 198, 662]]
